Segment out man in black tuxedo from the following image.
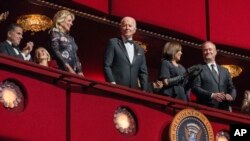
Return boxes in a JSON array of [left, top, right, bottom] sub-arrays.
[[104, 17, 148, 91], [192, 41, 236, 111], [0, 23, 33, 60]]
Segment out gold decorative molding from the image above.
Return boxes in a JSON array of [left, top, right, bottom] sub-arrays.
[[17, 14, 53, 32], [222, 65, 243, 78], [134, 41, 147, 53]]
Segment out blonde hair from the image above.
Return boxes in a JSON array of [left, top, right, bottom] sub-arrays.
[[162, 42, 182, 60], [34, 47, 51, 63], [53, 10, 75, 32]]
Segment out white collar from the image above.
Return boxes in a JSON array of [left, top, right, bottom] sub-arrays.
[[207, 62, 217, 67], [121, 36, 133, 42], [6, 40, 12, 46]]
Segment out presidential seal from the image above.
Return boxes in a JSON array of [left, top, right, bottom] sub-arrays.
[[169, 108, 214, 141]]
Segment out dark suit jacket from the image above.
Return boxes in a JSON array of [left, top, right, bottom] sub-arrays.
[[104, 38, 148, 90], [192, 63, 236, 110], [0, 41, 24, 60], [159, 59, 188, 101]]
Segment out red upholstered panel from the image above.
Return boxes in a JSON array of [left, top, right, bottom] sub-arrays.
[[0, 70, 66, 141], [210, 122, 230, 137], [1, 57, 248, 140], [72, 0, 109, 13], [71, 92, 172, 141], [111, 0, 206, 40], [209, 0, 250, 50]]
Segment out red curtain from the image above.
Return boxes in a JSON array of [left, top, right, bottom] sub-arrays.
[[209, 0, 250, 49], [72, 0, 109, 13], [111, 0, 207, 40], [72, 0, 250, 50]]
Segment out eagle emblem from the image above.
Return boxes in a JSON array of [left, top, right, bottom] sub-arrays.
[[184, 123, 202, 141]]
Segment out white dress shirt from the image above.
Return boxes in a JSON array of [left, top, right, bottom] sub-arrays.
[[122, 36, 134, 64], [207, 63, 219, 75]]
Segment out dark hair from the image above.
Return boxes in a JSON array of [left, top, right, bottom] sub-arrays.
[[6, 23, 22, 35], [162, 42, 182, 60]]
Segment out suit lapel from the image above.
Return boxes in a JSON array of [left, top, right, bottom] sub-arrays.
[[217, 65, 223, 84], [132, 44, 139, 65], [117, 39, 131, 64], [4, 41, 23, 59], [205, 64, 219, 83], [4, 41, 16, 55]]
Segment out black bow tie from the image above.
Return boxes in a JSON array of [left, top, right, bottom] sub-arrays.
[[124, 40, 134, 44], [12, 45, 18, 49]]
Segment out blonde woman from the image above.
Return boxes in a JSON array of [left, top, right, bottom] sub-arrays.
[[50, 10, 83, 76], [34, 47, 51, 67]]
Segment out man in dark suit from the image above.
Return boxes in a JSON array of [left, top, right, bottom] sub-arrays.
[[0, 23, 33, 60], [192, 41, 236, 111], [104, 16, 148, 91]]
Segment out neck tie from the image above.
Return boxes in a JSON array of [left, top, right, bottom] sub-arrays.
[[211, 64, 218, 82], [124, 40, 134, 44]]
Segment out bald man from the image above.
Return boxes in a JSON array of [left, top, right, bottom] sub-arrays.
[[104, 17, 148, 91], [192, 41, 236, 111]]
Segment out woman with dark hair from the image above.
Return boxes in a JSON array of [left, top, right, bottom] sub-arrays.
[[159, 42, 188, 101]]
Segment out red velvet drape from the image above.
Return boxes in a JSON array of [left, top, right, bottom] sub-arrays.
[[73, 0, 250, 50]]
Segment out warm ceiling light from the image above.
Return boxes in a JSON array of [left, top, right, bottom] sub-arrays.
[[134, 41, 147, 53], [216, 131, 230, 141], [0, 81, 23, 109], [17, 14, 53, 32], [221, 65, 243, 78], [113, 107, 137, 135], [2, 88, 18, 108]]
